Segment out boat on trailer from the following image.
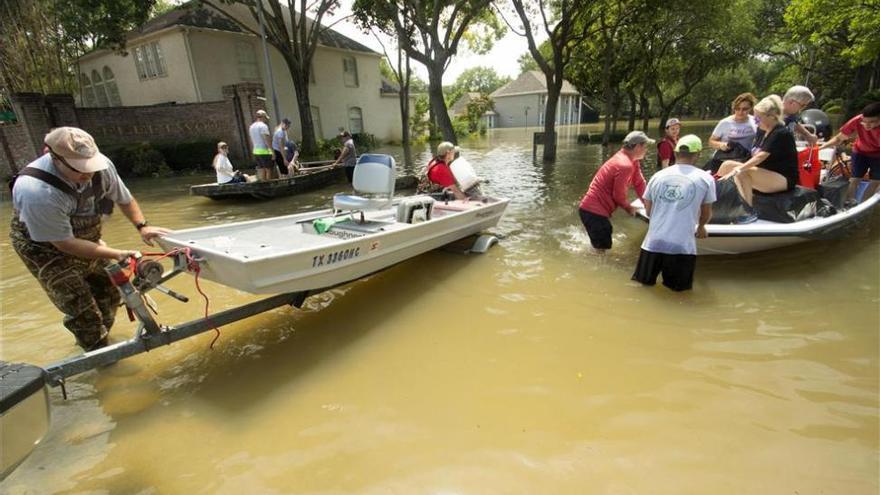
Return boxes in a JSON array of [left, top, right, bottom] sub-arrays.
[[632, 189, 879, 256], [0, 154, 507, 479]]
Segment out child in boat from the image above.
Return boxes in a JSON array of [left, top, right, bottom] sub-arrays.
[[656, 118, 681, 169], [820, 102, 880, 206], [213, 142, 249, 184]]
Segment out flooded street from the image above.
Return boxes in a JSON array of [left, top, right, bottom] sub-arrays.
[[2, 127, 878, 494]]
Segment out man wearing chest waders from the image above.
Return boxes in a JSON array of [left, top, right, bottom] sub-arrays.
[[10, 127, 171, 351]]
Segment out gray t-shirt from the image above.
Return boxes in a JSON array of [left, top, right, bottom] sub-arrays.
[[711, 115, 758, 155], [12, 153, 133, 242], [272, 128, 287, 152], [342, 138, 357, 167], [641, 164, 716, 255], [249, 121, 271, 155]]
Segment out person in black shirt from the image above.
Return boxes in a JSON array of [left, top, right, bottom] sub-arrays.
[[717, 94, 798, 223]]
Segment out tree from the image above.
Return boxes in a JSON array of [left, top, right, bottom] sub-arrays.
[[506, 0, 597, 160], [373, 34, 416, 167], [352, 0, 504, 143], [0, 0, 156, 95], [203, 0, 344, 156], [517, 51, 538, 73], [446, 65, 510, 106]]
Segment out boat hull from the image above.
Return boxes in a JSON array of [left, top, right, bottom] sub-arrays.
[[633, 192, 880, 255], [158, 197, 509, 294], [1, 362, 50, 480], [190, 167, 346, 199]]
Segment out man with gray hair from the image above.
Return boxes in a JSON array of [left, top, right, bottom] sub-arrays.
[[578, 131, 651, 252], [782, 85, 818, 145]]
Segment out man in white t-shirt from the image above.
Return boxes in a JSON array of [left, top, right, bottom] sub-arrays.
[[249, 109, 273, 181], [632, 134, 716, 291]]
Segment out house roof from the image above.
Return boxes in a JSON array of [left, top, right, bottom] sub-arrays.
[[128, 2, 377, 55], [490, 71, 580, 98]]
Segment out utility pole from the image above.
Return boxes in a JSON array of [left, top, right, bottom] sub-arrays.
[[256, 0, 281, 121]]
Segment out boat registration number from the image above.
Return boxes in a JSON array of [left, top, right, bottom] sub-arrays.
[[312, 247, 361, 267]]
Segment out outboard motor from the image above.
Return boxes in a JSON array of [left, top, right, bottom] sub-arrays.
[[800, 109, 833, 140]]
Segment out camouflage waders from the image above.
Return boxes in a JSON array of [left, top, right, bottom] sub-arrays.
[[10, 215, 121, 350]]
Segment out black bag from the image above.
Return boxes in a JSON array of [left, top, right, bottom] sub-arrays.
[[709, 178, 749, 224], [816, 198, 837, 217], [817, 176, 849, 211], [753, 186, 818, 223], [703, 142, 751, 174]]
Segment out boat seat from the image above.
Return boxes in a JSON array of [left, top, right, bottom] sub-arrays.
[[333, 154, 396, 218]]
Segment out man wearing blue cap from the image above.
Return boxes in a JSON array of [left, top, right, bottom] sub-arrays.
[[632, 134, 716, 291]]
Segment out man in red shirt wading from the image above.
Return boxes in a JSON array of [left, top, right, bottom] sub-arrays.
[[820, 102, 880, 206], [578, 131, 653, 252]]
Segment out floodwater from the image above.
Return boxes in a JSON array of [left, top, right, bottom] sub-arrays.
[[1, 125, 878, 494]]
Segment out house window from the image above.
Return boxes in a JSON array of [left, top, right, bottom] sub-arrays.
[[310, 106, 323, 138], [91, 69, 109, 107], [134, 41, 167, 80], [235, 42, 260, 82], [538, 94, 546, 126], [342, 56, 358, 87], [348, 107, 363, 134], [80, 73, 97, 107], [103, 66, 122, 106]]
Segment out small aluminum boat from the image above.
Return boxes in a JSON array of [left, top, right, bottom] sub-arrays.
[[633, 191, 880, 255]]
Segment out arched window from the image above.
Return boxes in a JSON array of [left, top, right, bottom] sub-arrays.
[[102, 66, 122, 106], [80, 73, 97, 107], [348, 106, 363, 134], [91, 69, 109, 107]]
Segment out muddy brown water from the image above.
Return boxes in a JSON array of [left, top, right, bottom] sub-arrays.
[[1, 126, 878, 493]]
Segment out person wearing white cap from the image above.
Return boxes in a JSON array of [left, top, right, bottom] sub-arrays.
[[421, 141, 468, 200], [249, 109, 273, 181], [632, 135, 715, 291], [578, 131, 652, 252], [10, 126, 171, 351], [656, 118, 681, 169]]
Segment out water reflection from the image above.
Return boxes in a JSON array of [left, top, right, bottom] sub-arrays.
[[1, 125, 878, 493]]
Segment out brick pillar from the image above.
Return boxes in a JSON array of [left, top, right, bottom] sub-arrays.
[[222, 82, 265, 161], [10, 92, 50, 153], [44, 94, 79, 128]]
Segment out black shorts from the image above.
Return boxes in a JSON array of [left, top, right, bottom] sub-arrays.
[[631, 249, 697, 291], [579, 208, 612, 249], [852, 153, 880, 180], [254, 154, 274, 169], [273, 150, 286, 171]]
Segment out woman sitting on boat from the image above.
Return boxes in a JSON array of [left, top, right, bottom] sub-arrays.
[[213, 141, 249, 184], [421, 141, 469, 200], [705, 92, 758, 173], [717, 94, 799, 224]]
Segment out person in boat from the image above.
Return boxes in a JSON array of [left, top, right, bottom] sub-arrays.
[[782, 85, 818, 146], [272, 118, 292, 178], [632, 134, 716, 291], [706, 92, 758, 173], [717, 94, 799, 224], [10, 127, 171, 351], [332, 131, 358, 183], [213, 141, 248, 184], [423, 141, 470, 200], [656, 118, 681, 169], [578, 131, 651, 252], [820, 101, 880, 206], [285, 139, 300, 175], [249, 109, 274, 182]]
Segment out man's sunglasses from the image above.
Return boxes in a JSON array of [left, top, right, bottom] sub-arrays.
[[47, 146, 89, 174]]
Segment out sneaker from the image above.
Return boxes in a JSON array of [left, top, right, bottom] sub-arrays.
[[734, 212, 759, 224]]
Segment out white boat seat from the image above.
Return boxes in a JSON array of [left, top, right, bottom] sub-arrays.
[[333, 154, 396, 217]]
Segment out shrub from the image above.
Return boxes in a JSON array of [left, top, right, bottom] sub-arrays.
[[153, 140, 217, 172], [103, 143, 170, 177], [353, 132, 377, 151]]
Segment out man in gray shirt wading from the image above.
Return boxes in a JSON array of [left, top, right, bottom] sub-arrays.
[[10, 127, 170, 351], [632, 134, 716, 291]]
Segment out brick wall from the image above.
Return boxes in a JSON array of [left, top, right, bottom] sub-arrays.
[[2, 83, 267, 178], [0, 123, 37, 176]]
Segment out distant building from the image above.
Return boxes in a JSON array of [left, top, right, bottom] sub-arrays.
[[76, 2, 404, 141], [449, 92, 497, 129], [490, 71, 586, 128]]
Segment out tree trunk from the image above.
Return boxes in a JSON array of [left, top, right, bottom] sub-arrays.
[[399, 51, 413, 168], [627, 89, 637, 131], [542, 80, 562, 161], [640, 93, 650, 131], [289, 67, 318, 157], [426, 63, 455, 143]]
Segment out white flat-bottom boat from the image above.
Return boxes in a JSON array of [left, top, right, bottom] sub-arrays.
[[633, 191, 880, 255], [158, 195, 509, 293]]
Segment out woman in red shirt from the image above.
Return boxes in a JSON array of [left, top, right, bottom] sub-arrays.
[[821, 102, 880, 206]]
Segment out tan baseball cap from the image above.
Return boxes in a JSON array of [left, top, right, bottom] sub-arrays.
[[44, 127, 108, 173], [256, 109, 270, 119]]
